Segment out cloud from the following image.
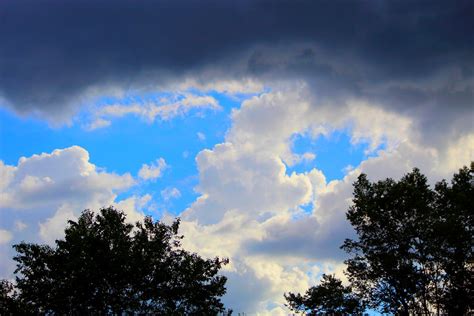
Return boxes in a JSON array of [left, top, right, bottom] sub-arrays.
[[112, 195, 150, 225], [442, 133, 474, 172], [226, 86, 415, 163], [84, 118, 111, 131], [138, 158, 167, 181], [173, 78, 264, 96], [161, 187, 181, 201], [300, 152, 316, 163], [243, 140, 448, 263], [183, 142, 312, 224], [39, 204, 76, 244], [0, 146, 142, 277], [90, 93, 221, 128], [1, 146, 134, 210]]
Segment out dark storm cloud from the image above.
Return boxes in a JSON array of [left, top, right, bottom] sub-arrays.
[[0, 0, 472, 122]]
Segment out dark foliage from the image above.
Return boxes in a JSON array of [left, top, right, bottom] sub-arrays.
[[432, 164, 474, 315], [2, 207, 230, 315], [1, 279, 24, 314], [342, 164, 473, 315], [285, 274, 364, 315]]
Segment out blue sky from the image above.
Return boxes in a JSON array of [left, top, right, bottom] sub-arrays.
[[0, 94, 376, 218], [0, 93, 234, 215]]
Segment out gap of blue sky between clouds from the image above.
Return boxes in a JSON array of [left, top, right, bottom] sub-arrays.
[[0, 90, 377, 217]]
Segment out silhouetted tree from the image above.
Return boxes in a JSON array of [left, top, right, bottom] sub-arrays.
[[342, 164, 473, 315], [7, 207, 231, 315], [431, 164, 473, 315], [284, 274, 364, 315]]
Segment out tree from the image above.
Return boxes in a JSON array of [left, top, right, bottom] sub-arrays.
[[284, 274, 364, 315], [431, 164, 473, 315], [7, 207, 231, 315], [342, 164, 473, 315]]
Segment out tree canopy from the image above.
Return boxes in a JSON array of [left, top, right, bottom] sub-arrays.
[[285, 274, 364, 315], [1, 207, 230, 315], [342, 164, 473, 315]]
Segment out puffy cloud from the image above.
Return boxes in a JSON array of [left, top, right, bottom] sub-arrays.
[[138, 158, 167, 181], [226, 87, 417, 165], [183, 142, 312, 224], [112, 195, 149, 225], [1, 146, 134, 210], [39, 204, 76, 244], [0, 146, 139, 277], [0, 161, 15, 192], [224, 257, 310, 314]]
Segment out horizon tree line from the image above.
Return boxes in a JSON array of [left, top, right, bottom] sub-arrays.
[[1, 163, 472, 315]]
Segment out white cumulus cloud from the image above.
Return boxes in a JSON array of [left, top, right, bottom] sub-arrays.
[[138, 158, 167, 181]]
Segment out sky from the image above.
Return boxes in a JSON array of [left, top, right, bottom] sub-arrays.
[[0, 0, 473, 314]]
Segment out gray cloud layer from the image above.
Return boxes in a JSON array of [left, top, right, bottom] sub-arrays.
[[1, 0, 472, 123]]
